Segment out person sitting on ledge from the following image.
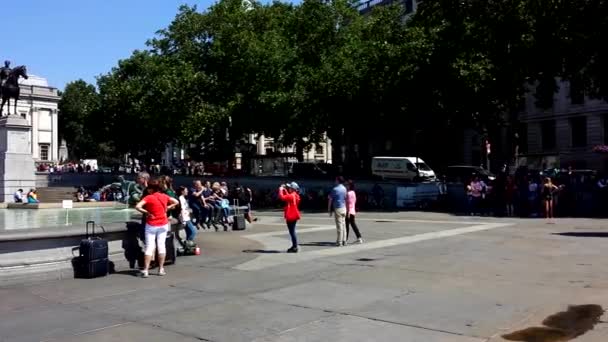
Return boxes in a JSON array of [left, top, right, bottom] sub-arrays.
[[27, 189, 39, 203], [13, 189, 23, 203]]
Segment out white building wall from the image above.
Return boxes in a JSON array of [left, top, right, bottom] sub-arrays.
[[12, 75, 61, 163]]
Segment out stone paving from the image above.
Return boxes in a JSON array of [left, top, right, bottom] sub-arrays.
[[2, 212, 608, 341]]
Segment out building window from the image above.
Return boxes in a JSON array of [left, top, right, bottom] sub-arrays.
[[315, 145, 324, 155], [570, 76, 585, 105], [541, 120, 556, 150], [39, 144, 50, 161], [571, 116, 587, 148]]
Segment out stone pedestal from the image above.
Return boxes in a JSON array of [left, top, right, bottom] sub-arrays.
[[0, 116, 36, 202]]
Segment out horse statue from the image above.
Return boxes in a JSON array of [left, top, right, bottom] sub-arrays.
[[0, 65, 28, 116]]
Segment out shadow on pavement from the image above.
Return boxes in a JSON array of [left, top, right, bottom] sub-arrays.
[[242, 249, 282, 254], [111, 269, 140, 277], [299, 242, 335, 247], [553, 232, 608, 238]]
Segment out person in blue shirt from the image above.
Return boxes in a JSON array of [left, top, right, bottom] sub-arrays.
[[328, 176, 348, 246], [13, 189, 23, 203]]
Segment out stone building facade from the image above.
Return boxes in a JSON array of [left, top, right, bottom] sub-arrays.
[[11, 75, 61, 164], [519, 79, 608, 172]]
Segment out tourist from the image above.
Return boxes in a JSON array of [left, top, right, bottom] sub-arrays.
[[328, 176, 348, 246], [233, 183, 257, 223], [27, 189, 39, 203], [504, 176, 517, 217], [278, 182, 301, 253], [468, 175, 484, 216], [13, 189, 23, 203], [177, 186, 197, 241], [542, 177, 559, 221], [345, 180, 363, 244], [188, 180, 207, 230], [160, 176, 178, 218], [161, 176, 176, 198], [135, 179, 179, 278]]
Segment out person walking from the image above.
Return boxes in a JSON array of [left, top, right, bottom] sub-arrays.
[[328, 176, 348, 246], [345, 180, 363, 244], [278, 182, 301, 253], [177, 186, 197, 242], [135, 179, 179, 278]]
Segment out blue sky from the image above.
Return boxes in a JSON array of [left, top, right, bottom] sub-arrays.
[[3, 0, 207, 90]]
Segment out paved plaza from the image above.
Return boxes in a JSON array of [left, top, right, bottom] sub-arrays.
[[2, 212, 608, 341]]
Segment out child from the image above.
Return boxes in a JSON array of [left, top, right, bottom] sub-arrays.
[[178, 186, 197, 241]]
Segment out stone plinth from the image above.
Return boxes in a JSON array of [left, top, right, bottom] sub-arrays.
[[0, 115, 36, 202]]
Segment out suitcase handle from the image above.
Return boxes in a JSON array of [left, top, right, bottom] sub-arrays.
[[85, 221, 106, 239], [233, 199, 239, 215]]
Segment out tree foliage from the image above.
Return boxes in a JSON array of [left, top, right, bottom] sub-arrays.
[[58, 80, 100, 159], [61, 0, 608, 166]]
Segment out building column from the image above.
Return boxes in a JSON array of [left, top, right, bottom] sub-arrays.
[[51, 109, 58, 161], [257, 134, 266, 155], [326, 137, 333, 164], [31, 107, 39, 159]]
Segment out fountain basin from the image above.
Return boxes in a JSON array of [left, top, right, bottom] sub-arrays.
[[6, 202, 121, 209], [0, 207, 165, 286]]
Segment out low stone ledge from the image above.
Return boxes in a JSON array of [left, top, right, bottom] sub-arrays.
[[0, 222, 132, 242]]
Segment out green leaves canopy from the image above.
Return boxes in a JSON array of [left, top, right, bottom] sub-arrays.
[[63, 0, 608, 164]]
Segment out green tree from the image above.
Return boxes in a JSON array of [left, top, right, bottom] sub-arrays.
[[58, 80, 101, 160]]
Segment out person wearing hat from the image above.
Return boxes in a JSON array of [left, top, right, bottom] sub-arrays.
[[278, 182, 302, 253]]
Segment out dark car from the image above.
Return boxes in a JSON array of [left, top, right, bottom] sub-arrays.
[[444, 165, 496, 183], [288, 162, 337, 179]]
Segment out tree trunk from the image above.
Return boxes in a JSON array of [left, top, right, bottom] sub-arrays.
[[295, 140, 305, 162]]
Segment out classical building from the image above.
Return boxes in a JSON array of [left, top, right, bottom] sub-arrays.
[[248, 133, 333, 163], [519, 79, 608, 172], [356, 0, 420, 15], [11, 75, 61, 164]]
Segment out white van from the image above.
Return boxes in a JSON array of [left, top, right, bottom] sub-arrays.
[[371, 156, 436, 181]]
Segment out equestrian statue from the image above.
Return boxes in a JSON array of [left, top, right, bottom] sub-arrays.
[[0, 60, 28, 116]]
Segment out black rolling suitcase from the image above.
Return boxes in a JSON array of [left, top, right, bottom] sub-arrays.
[[152, 231, 177, 267], [74, 221, 109, 279], [232, 200, 247, 231]]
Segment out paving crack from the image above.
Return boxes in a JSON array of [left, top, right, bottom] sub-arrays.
[[266, 298, 483, 340]]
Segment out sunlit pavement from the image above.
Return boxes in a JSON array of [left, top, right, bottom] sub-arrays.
[[2, 212, 608, 342]]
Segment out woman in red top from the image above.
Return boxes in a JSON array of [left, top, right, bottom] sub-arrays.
[[278, 182, 301, 253], [135, 179, 179, 278]]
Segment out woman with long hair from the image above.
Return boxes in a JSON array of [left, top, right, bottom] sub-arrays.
[[177, 186, 197, 241], [542, 177, 559, 220], [278, 182, 301, 253], [135, 179, 179, 278], [346, 180, 363, 244]]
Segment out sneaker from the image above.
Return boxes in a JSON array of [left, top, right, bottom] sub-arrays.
[[287, 247, 299, 253], [141, 270, 149, 278], [356, 238, 364, 244], [336, 242, 341, 247], [158, 268, 166, 276]]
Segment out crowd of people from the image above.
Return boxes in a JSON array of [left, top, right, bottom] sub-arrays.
[[278, 176, 364, 254], [130, 172, 259, 277], [464, 168, 607, 219]]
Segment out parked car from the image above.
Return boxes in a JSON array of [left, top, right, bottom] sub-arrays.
[[444, 165, 495, 183]]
